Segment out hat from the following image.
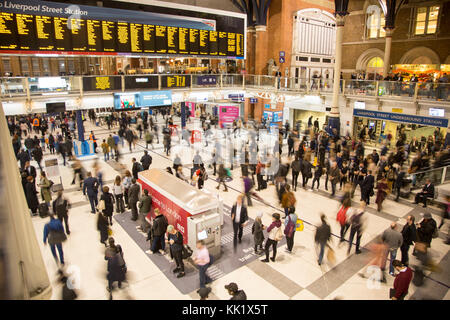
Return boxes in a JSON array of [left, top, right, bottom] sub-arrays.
[[225, 282, 238, 292], [423, 212, 432, 219], [197, 287, 211, 299]]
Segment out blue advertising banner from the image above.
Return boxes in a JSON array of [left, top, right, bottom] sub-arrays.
[[228, 93, 244, 102], [139, 91, 172, 107], [273, 111, 283, 123], [353, 109, 448, 128], [197, 75, 217, 86]]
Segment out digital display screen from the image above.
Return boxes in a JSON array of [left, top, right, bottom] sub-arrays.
[[0, 5, 245, 59], [161, 75, 190, 88], [46, 102, 66, 113], [82, 76, 122, 91], [124, 75, 158, 89]]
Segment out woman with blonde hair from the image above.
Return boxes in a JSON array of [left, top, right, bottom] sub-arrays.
[[113, 175, 125, 213], [123, 170, 132, 208]]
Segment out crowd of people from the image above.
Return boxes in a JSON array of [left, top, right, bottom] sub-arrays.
[[8, 103, 449, 300]]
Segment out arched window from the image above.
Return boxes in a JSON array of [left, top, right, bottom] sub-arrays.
[[366, 5, 385, 39]]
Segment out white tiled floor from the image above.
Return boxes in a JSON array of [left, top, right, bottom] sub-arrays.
[[28, 116, 449, 300]]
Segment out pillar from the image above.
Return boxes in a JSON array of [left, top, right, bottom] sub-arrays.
[[329, 15, 345, 136], [254, 25, 268, 75], [383, 28, 394, 77], [0, 102, 52, 299], [246, 26, 256, 75]]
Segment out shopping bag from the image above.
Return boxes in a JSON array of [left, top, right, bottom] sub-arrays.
[[296, 219, 304, 232]]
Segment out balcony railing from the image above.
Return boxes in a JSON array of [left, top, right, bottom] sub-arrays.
[[0, 74, 449, 102]]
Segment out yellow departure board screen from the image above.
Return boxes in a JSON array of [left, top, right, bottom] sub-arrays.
[[87, 19, 102, 51], [143, 24, 155, 53], [130, 23, 143, 53], [178, 27, 189, 54], [227, 32, 236, 56], [102, 20, 116, 52], [0, 12, 18, 49], [117, 22, 130, 52], [155, 25, 167, 53], [167, 26, 178, 54], [16, 14, 36, 50]]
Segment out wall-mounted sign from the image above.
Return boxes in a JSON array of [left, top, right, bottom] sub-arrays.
[[83, 76, 121, 91], [139, 90, 172, 107], [124, 75, 158, 89], [353, 109, 448, 128], [354, 101, 365, 109], [197, 75, 217, 86], [161, 75, 190, 88], [429, 108, 444, 117], [249, 98, 257, 103], [392, 108, 403, 113]]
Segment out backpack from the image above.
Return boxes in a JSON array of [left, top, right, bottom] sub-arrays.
[[56, 199, 68, 216], [137, 162, 144, 172], [351, 212, 364, 230], [284, 215, 295, 238], [336, 205, 349, 226], [274, 226, 283, 241], [181, 244, 193, 259]]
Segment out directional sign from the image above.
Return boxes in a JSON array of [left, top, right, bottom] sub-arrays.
[[279, 57, 285, 63], [279, 51, 285, 57]]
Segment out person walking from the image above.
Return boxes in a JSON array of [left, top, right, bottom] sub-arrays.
[[416, 212, 437, 248], [390, 260, 413, 300], [381, 222, 403, 276], [25, 176, 39, 216], [284, 207, 298, 253], [105, 238, 127, 297], [315, 214, 331, 265], [400, 215, 417, 266], [328, 161, 340, 197], [43, 214, 66, 265], [97, 212, 110, 246], [261, 213, 282, 263], [128, 178, 140, 221], [100, 186, 115, 226], [148, 209, 168, 254], [336, 198, 351, 244], [83, 171, 99, 214], [291, 156, 301, 191], [231, 195, 248, 248], [101, 139, 110, 162], [252, 213, 265, 254], [138, 189, 152, 232], [216, 164, 228, 192], [375, 176, 389, 211], [39, 171, 52, 207], [140, 150, 152, 170], [52, 190, 71, 235], [281, 184, 296, 218], [348, 201, 367, 255], [167, 225, 185, 278], [360, 170, 375, 205], [193, 240, 212, 288]]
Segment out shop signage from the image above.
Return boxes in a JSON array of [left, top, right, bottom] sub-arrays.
[[354, 101, 365, 109], [228, 93, 244, 102], [273, 111, 283, 123], [353, 109, 448, 128], [264, 104, 270, 109], [197, 75, 217, 86], [250, 98, 257, 103], [392, 108, 403, 113]]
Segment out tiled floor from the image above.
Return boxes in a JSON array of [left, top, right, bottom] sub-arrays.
[[29, 116, 449, 300]]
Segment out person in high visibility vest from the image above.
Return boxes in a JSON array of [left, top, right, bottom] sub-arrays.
[[89, 131, 98, 153], [33, 117, 40, 133]]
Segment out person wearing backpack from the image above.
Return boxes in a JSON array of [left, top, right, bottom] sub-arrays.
[[140, 151, 152, 170], [261, 213, 282, 263], [348, 201, 367, 255], [315, 214, 331, 265], [337, 197, 351, 244], [284, 207, 298, 253], [53, 190, 71, 235]]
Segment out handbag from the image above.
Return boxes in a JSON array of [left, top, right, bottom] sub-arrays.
[[48, 229, 67, 245], [296, 219, 304, 232], [181, 244, 193, 259], [97, 199, 106, 211], [274, 226, 283, 241], [107, 227, 113, 236]]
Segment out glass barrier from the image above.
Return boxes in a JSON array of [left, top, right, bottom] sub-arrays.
[[244, 74, 259, 87], [222, 74, 243, 87], [410, 165, 449, 189], [0, 77, 27, 97], [260, 75, 275, 87], [28, 76, 79, 95], [417, 82, 450, 101], [345, 80, 377, 96]]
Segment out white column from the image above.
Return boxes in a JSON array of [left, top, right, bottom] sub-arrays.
[[0, 102, 52, 299], [383, 28, 394, 77], [331, 16, 345, 117]]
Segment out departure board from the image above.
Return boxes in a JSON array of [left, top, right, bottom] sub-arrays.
[[16, 14, 37, 50], [167, 26, 178, 54], [102, 21, 116, 52], [199, 29, 209, 55], [117, 22, 130, 52], [236, 33, 244, 57], [209, 30, 218, 56], [83, 76, 122, 91], [35, 15, 54, 50], [0, 12, 18, 50], [0, 9, 245, 58], [53, 17, 71, 51], [218, 31, 227, 56], [227, 32, 236, 56], [143, 24, 155, 53], [189, 28, 199, 55], [130, 23, 143, 53], [155, 25, 167, 54], [87, 19, 102, 52], [70, 18, 87, 51], [161, 75, 190, 88], [178, 27, 189, 54]]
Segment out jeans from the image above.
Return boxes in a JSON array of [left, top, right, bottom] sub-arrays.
[[265, 239, 278, 260], [114, 194, 125, 213], [318, 242, 325, 264], [233, 222, 243, 247], [340, 223, 349, 242], [286, 233, 295, 252], [348, 227, 362, 253], [104, 152, 110, 161], [292, 172, 299, 190], [331, 182, 337, 196], [151, 235, 165, 253], [50, 243, 64, 264], [198, 263, 212, 288], [387, 248, 397, 274], [88, 194, 98, 213]]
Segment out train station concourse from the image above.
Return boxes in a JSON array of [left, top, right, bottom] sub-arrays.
[[0, 0, 449, 308]]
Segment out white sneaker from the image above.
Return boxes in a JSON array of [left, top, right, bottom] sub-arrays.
[[159, 249, 166, 255], [308, 189, 313, 192], [145, 250, 154, 255]]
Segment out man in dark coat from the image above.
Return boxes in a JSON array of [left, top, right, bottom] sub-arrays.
[[416, 212, 437, 248], [128, 178, 141, 221], [149, 209, 168, 254], [83, 172, 99, 214], [140, 151, 152, 170], [360, 170, 375, 204], [414, 179, 434, 208], [131, 158, 142, 180], [400, 215, 416, 266], [231, 195, 248, 248], [315, 214, 331, 265], [18, 149, 31, 170], [291, 156, 301, 191]]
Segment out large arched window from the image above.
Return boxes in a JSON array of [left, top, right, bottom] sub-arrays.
[[366, 4, 385, 39]]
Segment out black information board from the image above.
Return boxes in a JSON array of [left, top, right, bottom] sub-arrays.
[[124, 75, 158, 89], [161, 74, 190, 88], [0, 11, 245, 58], [83, 76, 122, 91], [155, 25, 167, 54], [0, 12, 18, 50]]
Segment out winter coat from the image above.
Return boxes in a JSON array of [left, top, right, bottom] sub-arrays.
[[253, 219, 264, 246], [100, 192, 114, 217], [40, 177, 52, 203]]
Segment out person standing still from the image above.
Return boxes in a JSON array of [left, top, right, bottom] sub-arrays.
[[231, 195, 248, 249], [167, 225, 185, 278], [193, 240, 212, 288]]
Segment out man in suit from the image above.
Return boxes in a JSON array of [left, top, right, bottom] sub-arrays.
[[23, 161, 37, 180], [414, 179, 434, 208], [128, 178, 141, 221], [131, 158, 142, 180], [361, 170, 375, 205], [231, 195, 248, 249], [83, 171, 99, 213], [18, 149, 31, 170]]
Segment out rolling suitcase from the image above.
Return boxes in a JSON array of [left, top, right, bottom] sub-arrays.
[[38, 203, 49, 218]]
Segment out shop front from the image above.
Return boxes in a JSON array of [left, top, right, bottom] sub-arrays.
[[352, 109, 448, 143], [285, 95, 329, 132]]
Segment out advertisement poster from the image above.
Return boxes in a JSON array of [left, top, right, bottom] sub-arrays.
[[114, 93, 137, 109], [263, 111, 273, 122], [273, 111, 283, 123], [219, 105, 239, 127], [139, 90, 172, 107], [186, 102, 196, 117]]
